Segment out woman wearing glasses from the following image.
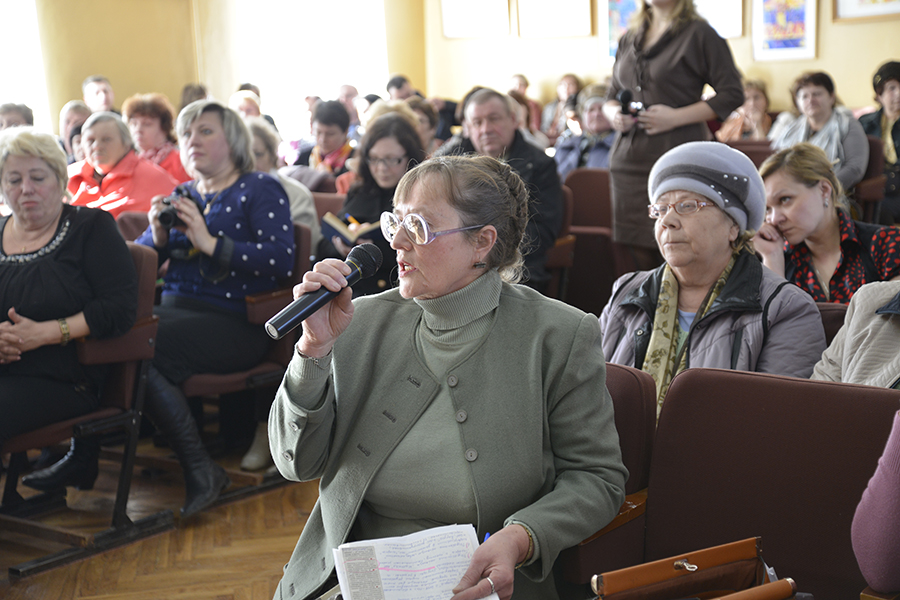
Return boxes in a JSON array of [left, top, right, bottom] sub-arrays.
[[600, 142, 825, 416], [270, 155, 627, 600], [318, 113, 426, 296]]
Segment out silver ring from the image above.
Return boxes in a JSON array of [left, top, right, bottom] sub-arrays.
[[486, 576, 495, 595]]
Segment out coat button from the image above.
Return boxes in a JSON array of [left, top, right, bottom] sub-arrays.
[[448, 374, 458, 387], [636, 330, 644, 336], [289, 422, 300, 431], [456, 410, 467, 423], [465, 448, 478, 462], [282, 451, 293, 461]]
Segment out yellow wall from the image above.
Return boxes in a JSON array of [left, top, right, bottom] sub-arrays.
[[36, 0, 197, 134], [423, 0, 900, 112], [34, 0, 900, 134], [385, 0, 427, 92]]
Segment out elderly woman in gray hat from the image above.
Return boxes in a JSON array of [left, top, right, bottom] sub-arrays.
[[600, 141, 826, 416]]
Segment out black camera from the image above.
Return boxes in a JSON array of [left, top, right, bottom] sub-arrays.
[[158, 186, 202, 229]]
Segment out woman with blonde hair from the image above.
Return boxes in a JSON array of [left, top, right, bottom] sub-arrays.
[[603, 0, 744, 271], [755, 142, 900, 303], [715, 78, 772, 142]]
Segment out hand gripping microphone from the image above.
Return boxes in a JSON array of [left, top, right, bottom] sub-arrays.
[[617, 89, 633, 114], [265, 243, 383, 340]]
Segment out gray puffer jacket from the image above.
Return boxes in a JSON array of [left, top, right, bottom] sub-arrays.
[[599, 251, 826, 378]]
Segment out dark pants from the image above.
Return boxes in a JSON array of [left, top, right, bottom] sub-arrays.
[[0, 376, 98, 444], [152, 295, 272, 385]]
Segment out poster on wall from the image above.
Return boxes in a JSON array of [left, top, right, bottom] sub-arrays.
[[833, 0, 900, 22], [752, 0, 817, 61], [441, 0, 509, 38], [607, 0, 638, 57]]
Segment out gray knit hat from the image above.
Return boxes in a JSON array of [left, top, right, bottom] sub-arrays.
[[648, 141, 766, 232]]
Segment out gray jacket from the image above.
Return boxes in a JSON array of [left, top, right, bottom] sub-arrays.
[[270, 281, 626, 600], [812, 281, 900, 387], [600, 251, 826, 378]]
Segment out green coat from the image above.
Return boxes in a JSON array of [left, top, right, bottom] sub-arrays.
[[269, 281, 627, 599]]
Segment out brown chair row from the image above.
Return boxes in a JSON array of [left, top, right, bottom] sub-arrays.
[[561, 367, 900, 600]]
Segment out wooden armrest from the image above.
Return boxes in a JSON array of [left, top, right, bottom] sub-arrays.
[[578, 489, 647, 545], [559, 490, 648, 584], [76, 316, 159, 364], [246, 288, 293, 325], [862, 587, 900, 600]]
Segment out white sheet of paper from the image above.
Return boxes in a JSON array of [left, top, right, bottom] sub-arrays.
[[333, 524, 500, 600]]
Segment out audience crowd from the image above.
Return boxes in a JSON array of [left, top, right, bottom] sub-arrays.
[[2, 19, 900, 598]]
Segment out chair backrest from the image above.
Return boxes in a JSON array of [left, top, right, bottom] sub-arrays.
[[725, 139, 775, 169], [312, 192, 348, 221], [646, 368, 900, 599], [605, 363, 656, 494], [116, 211, 151, 242], [565, 168, 612, 229], [559, 185, 574, 237], [864, 135, 885, 181], [262, 223, 312, 367], [816, 301, 848, 346], [83, 243, 160, 411]]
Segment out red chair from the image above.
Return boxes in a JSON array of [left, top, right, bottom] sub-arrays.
[[126, 224, 312, 489], [563, 168, 623, 314], [562, 368, 900, 599], [559, 363, 656, 584], [312, 192, 347, 221], [816, 301, 848, 346], [0, 242, 172, 578], [851, 136, 887, 224], [725, 139, 775, 169], [545, 185, 576, 301]]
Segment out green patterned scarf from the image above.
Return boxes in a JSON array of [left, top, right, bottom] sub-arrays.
[[642, 255, 737, 417]]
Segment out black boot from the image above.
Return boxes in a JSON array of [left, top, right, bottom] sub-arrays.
[[144, 367, 230, 517], [22, 437, 100, 492]]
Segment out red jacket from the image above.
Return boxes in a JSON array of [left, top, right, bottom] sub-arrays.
[[68, 150, 178, 217]]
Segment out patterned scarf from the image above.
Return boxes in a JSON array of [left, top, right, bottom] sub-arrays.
[[774, 107, 853, 172], [642, 255, 737, 417], [310, 141, 353, 173]]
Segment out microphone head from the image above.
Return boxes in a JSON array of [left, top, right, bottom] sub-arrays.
[[616, 89, 633, 110], [347, 243, 383, 278]]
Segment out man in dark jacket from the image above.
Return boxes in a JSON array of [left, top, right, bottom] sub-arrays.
[[436, 88, 563, 293], [859, 60, 900, 223]]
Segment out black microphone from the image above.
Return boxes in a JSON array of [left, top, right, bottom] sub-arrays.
[[265, 244, 383, 340], [617, 89, 633, 114]]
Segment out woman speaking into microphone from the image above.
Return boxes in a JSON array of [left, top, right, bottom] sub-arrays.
[[268, 155, 627, 600], [603, 0, 743, 271]]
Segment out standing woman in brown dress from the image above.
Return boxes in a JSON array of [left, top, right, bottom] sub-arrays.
[[603, 0, 743, 270]]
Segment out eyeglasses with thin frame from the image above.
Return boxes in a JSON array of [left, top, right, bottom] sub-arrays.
[[380, 211, 486, 245], [648, 199, 716, 219], [368, 156, 406, 169]]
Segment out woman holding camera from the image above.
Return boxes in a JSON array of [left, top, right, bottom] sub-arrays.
[[603, 0, 743, 271], [26, 100, 295, 517]]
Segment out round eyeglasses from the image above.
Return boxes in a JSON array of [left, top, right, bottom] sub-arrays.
[[648, 199, 716, 219], [380, 211, 486, 246]]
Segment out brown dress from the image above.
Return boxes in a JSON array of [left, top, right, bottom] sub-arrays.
[[607, 19, 743, 249]]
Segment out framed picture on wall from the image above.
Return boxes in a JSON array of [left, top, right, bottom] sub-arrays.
[[606, 0, 639, 57], [752, 0, 817, 61], [833, 0, 900, 22]]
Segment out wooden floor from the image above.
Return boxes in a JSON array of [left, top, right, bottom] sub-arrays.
[[0, 440, 320, 600]]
